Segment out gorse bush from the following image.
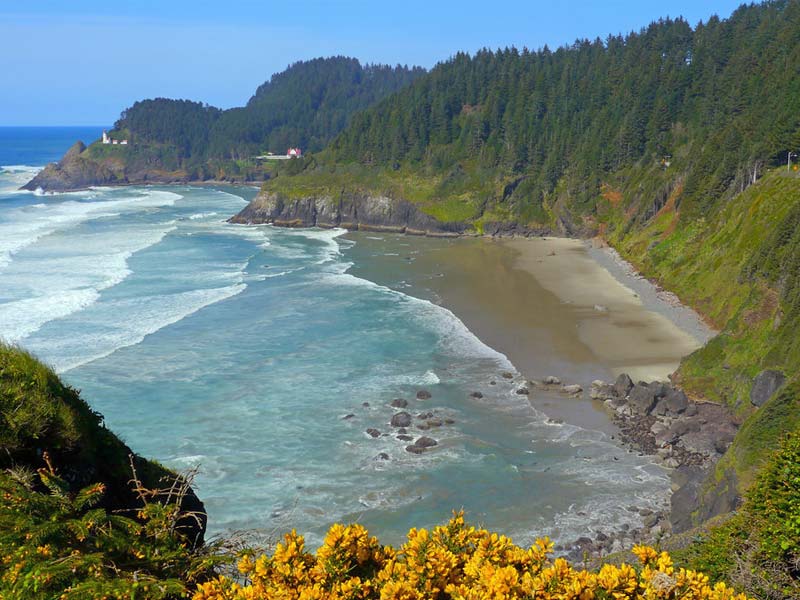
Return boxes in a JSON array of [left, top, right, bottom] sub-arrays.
[[0, 455, 222, 600], [194, 512, 750, 600]]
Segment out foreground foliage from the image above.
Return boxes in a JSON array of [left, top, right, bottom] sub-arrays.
[[0, 457, 220, 599], [680, 431, 800, 599], [194, 512, 749, 600]]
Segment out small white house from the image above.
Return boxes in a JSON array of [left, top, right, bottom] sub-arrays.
[[287, 147, 302, 158], [102, 130, 129, 145]]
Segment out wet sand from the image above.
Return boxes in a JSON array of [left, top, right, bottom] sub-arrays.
[[344, 233, 713, 433]]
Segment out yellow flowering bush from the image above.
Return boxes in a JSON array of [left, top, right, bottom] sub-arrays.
[[194, 512, 751, 600]]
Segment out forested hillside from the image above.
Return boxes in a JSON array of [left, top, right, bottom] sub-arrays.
[[115, 57, 424, 162], [326, 1, 799, 219], [23, 57, 424, 190]]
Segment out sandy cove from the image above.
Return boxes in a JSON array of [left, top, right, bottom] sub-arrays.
[[502, 237, 715, 383]]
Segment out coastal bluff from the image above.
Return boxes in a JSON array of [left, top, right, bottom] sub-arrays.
[[20, 139, 205, 193], [230, 189, 466, 236], [21, 141, 120, 192]]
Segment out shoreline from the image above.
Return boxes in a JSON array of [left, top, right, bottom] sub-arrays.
[[344, 230, 728, 552]]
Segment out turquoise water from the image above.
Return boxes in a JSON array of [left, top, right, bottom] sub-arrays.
[[0, 138, 670, 547]]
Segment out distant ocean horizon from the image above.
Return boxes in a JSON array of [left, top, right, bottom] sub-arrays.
[[0, 126, 107, 167], [0, 128, 670, 547]]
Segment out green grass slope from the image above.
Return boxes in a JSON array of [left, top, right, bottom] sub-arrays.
[[0, 342, 205, 537]]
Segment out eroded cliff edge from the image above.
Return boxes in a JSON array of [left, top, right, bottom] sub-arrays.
[[21, 141, 122, 193], [229, 189, 467, 237]]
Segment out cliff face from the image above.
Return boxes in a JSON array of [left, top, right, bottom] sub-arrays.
[[21, 141, 122, 192], [230, 189, 466, 236], [20, 140, 235, 193]]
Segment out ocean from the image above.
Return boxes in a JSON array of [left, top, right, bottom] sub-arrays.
[[0, 127, 670, 547]]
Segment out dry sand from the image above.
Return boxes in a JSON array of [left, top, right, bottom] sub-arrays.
[[504, 237, 711, 382]]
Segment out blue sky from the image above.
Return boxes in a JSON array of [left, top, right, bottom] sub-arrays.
[[1, 0, 745, 126]]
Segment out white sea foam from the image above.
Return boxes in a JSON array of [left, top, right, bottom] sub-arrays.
[[314, 233, 514, 368], [0, 223, 177, 342], [188, 211, 219, 220], [285, 227, 348, 265], [0, 190, 181, 272], [45, 283, 246, 373], [0, 165, 42, 194]]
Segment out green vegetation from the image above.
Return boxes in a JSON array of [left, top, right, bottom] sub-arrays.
[[112, 57, 423, 167], [0, 343, 787, 598], [0, 342, 226, 598], [0, 461, 218, 599], [324, 2, 798, 218], [679, 430, 800, 599]]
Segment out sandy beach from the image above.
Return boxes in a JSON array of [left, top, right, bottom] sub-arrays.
[[345, 232, 715, 433], [503, 237, 714, 382]]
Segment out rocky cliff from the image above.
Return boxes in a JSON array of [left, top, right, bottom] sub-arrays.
[[230, 189, 467, 236], [21, 141, 122, 192], [20, 140, 226, 193]]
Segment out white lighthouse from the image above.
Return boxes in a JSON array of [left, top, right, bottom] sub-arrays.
[[102, 130, 110, 144]]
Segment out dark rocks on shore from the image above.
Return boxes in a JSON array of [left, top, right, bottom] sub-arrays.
[[469, 391, 484, 399], [390, 398, 408, 408], [405, 436, 438, 454], [627, 383, 660, 415], [366, 428, 381, 438], [750, 369, 786, 407], [502, 372, 514, 379], [614, 373, 634, 398], [397, 434, 414, 441], [593, 372, 741, 534], [415, 436, 438, 448], [655, 389, 688, 415], [230, 190, 467, 236], [515, 387, 530, 395], [416, 390, 432, 400], [390, 412, 412, 427], [342, 413, 355, 420], [561, 384, 583, 395]]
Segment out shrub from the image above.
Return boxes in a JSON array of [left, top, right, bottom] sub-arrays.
[[682, 431, 800, 599], [0, 456, 222, 600], [194, 512, 750, 600]]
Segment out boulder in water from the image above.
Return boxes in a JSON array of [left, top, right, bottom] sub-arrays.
[[390, 412, 412, 427]]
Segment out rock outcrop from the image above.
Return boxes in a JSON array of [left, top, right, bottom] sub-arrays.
[[229, 190, 466, 236], [749, 369, 786, 407], [20, 140, 225, 193], [21, 141, 121, 192], [589, 376, 739, 534]]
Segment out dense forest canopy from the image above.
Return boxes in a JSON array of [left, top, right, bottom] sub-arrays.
[[113, 57, 424, 162], [328, 1, 800, 215]]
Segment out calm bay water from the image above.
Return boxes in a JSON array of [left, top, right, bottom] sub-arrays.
[[0, 129, 670, 546]]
